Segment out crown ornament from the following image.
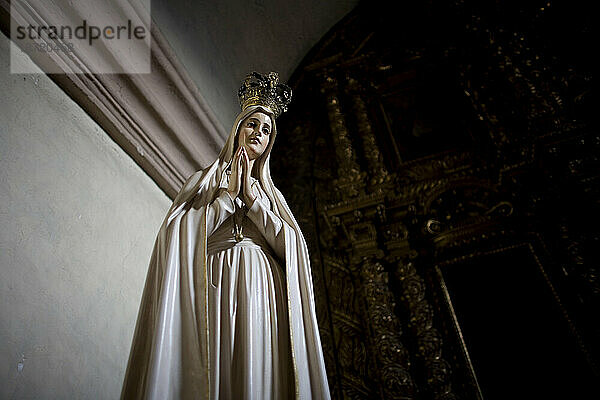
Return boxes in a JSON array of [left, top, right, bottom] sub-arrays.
[[238, 72, 292, 118]]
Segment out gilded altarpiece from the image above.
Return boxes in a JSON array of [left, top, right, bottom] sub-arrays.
[[271, 1, 597, 399]]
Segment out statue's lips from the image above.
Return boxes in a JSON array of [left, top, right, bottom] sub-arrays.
[[249, 138, 260, 144]]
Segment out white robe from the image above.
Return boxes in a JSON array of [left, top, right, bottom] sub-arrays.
[[205, 174, 294, 399]]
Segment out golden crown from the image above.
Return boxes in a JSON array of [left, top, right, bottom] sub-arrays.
[[238, 72, 292, 118]]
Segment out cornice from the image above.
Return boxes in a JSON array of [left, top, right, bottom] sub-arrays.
[[1, 0, 226, 198]]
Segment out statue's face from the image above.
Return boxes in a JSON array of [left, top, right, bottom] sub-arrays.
[[238, 111, 272, 160]]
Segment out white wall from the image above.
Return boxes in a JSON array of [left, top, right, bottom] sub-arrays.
[[0, 31, 172, 399], [152, 0, 357, 130]]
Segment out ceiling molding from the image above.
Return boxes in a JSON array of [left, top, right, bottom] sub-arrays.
[[1, 0, 227, 199]]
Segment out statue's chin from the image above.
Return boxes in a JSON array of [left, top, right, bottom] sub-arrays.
[[245, 145, 263, 160]]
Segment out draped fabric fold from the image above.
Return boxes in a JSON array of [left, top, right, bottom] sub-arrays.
[[121, 106, 330, 400]]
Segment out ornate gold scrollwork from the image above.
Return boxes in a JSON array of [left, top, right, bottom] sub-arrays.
[[395, 259, 457, 400], [321, 75, 366, 199], [360, 258, 416, 399]]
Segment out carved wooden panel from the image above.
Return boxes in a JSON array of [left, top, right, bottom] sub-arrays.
[[272, 1, 595, 399]]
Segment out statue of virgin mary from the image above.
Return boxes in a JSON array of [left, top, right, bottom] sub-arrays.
[[120, 72, 331, 400]]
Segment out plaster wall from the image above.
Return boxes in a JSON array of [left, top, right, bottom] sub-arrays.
[[151, 0, 357, 131], [0, 31, 171, 399]]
